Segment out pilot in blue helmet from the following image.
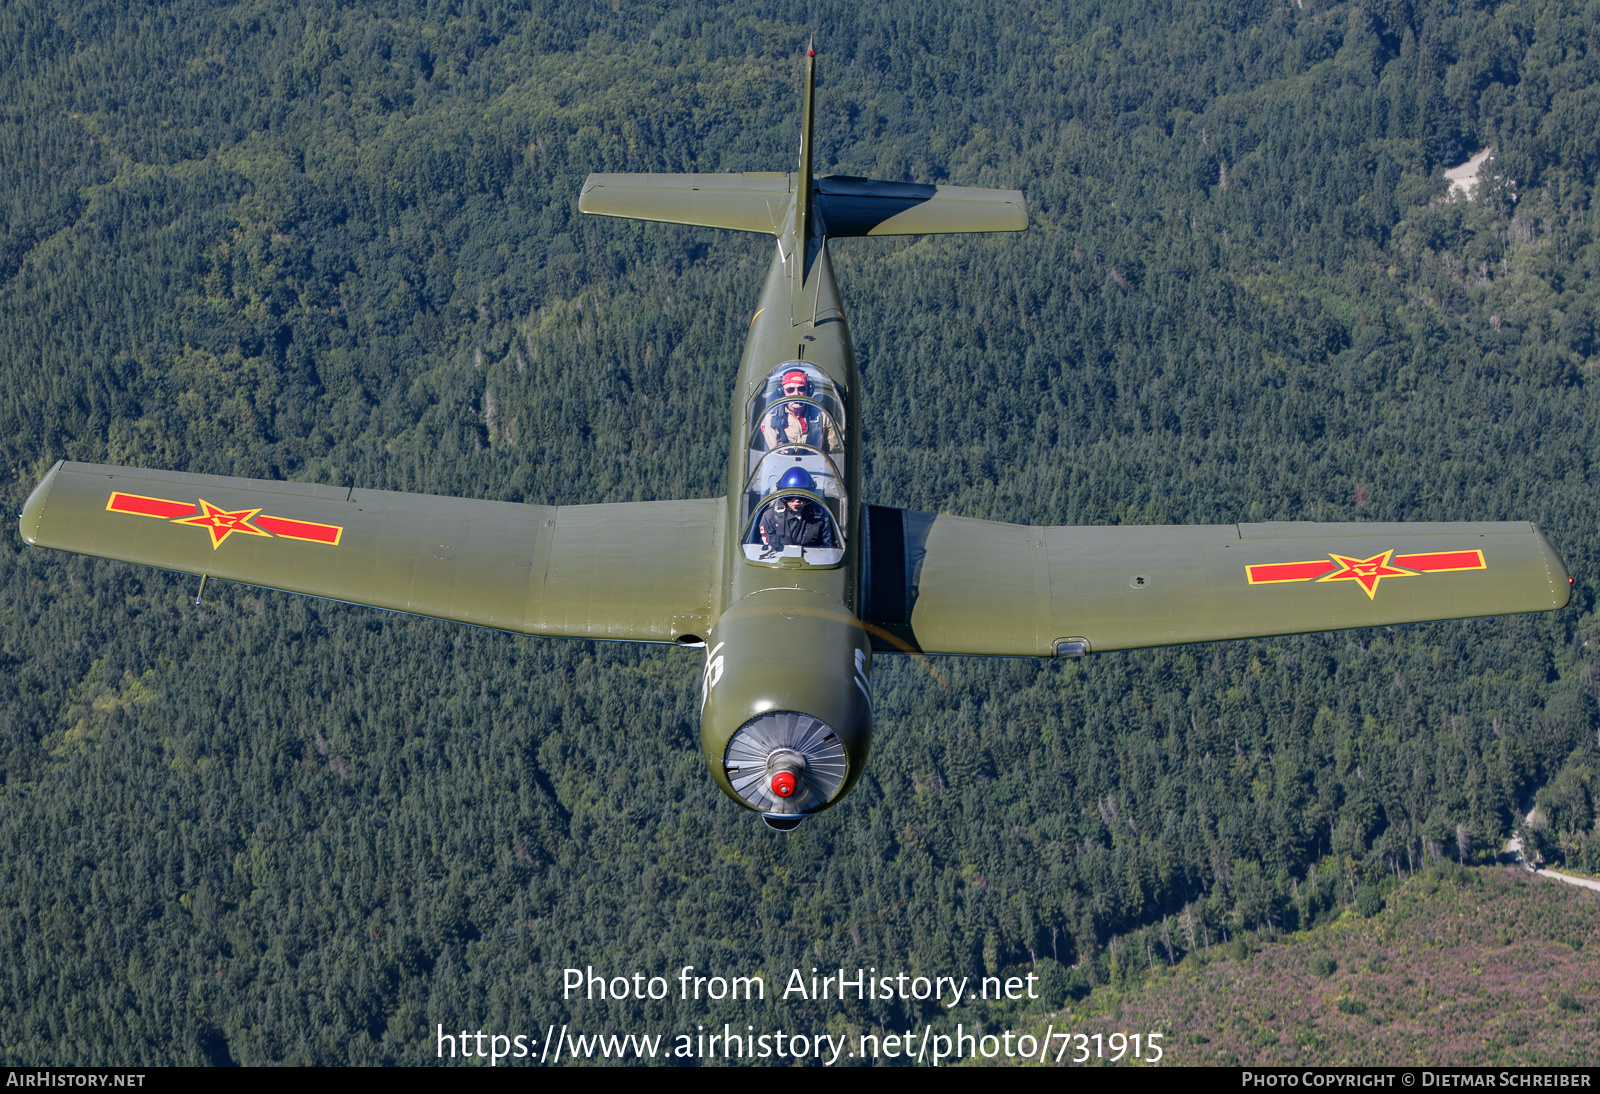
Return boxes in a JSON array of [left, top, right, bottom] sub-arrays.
[[759, 467, 834, 554]]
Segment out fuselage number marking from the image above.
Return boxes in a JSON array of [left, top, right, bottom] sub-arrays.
[[702, 642, 726, 710]]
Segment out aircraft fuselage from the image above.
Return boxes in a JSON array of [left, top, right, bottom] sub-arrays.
[[700, 238, 873, 825]]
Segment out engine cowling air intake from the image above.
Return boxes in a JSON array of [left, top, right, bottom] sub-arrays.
[[724, 711, 848, 822]]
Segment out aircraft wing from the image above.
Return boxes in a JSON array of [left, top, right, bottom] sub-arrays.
[[20, 461, 722, 643], [862, 506, 1571, 656]]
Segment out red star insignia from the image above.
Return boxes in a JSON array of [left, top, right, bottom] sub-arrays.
[[1315, 550, 1418, 599], [172, 498, 272, 549]]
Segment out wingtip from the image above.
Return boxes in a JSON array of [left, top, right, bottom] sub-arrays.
[[19, 462, 63, 546]]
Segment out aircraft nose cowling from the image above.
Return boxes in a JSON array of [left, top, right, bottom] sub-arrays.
[[699, 591, 872, 820], [726, 716, 847, 814]]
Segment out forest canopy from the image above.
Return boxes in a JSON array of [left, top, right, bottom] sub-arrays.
[[1, 0, 1598, 1065]]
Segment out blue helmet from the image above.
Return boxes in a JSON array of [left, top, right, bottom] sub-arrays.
[[777, 467, 816, 492]]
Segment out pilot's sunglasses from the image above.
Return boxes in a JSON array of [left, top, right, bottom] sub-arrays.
[[782, 384, 806, 393]]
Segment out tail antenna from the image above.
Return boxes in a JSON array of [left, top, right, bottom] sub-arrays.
[[798, 43, 815, 189], [794, 43, 818, 298]]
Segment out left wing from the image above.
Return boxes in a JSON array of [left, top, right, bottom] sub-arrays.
[[21, 461, 723, 643], [862, 506, 1571, 656]]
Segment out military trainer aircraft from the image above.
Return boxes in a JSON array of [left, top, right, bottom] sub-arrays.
[[20, 52, 1573, 829]]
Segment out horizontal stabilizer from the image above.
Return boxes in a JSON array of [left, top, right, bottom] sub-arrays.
[[863, 509, 1570, 656], [815, 176, 1026, 236], [21, 461, 722, 643], [579, 172, 792, 234], [579, 173, 1027, 237]]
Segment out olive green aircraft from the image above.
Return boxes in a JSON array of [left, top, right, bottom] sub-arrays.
[[20, 52, 1574, 830]]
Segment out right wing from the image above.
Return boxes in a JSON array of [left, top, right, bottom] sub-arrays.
[[862, 506, 1571, 656], [21, 461, 723, 643]]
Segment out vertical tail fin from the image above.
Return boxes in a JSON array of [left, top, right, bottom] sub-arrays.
[[794, 45, 817, 257], [578, 44, 1026, 241]]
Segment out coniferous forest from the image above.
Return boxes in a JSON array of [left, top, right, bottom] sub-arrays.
[[2, 0, 1599, 1065]]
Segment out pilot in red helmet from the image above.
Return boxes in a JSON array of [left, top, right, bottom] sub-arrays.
[[761, 368, 841, 452]]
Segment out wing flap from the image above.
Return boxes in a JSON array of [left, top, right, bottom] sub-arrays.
[[22, 461, 721, 643], [863, 508, 1570, 656]]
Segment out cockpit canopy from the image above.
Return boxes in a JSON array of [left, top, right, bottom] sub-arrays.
[[748, 362, 846, 442], [742, 363, 847, 565]]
